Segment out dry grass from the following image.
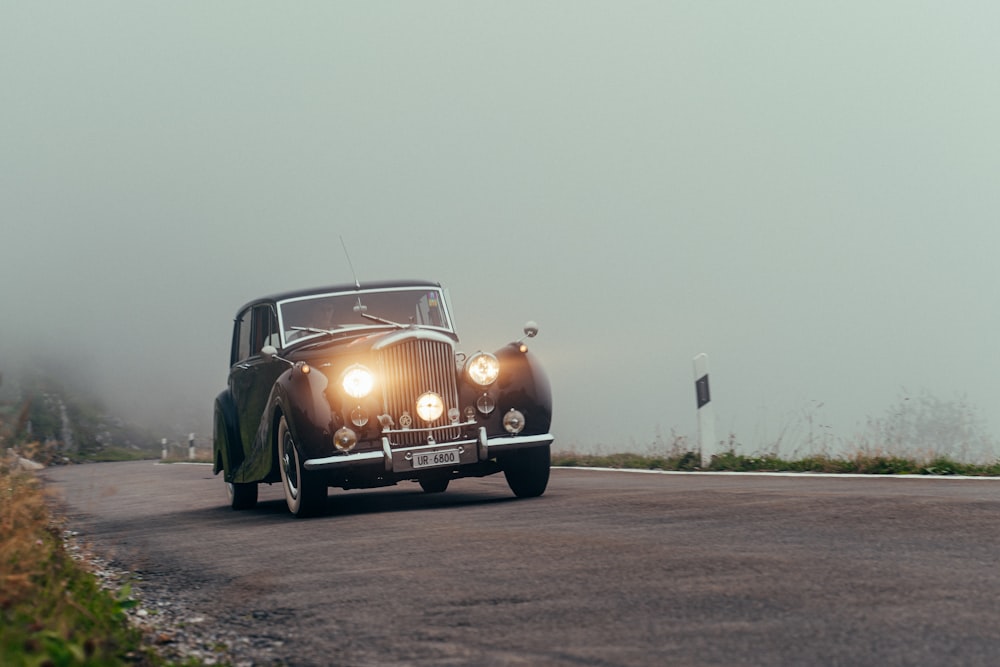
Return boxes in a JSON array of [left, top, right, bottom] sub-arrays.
[[0, 454, 146, 666], [0, 461, 51, 605]]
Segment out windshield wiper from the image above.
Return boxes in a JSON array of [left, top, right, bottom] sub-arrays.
[[358, 312, 408, 329], [353, 297, 408, 329], [289, 325, 341, 336]]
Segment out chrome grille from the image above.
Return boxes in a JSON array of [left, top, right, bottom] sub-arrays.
[[379, 338, 460, 446]]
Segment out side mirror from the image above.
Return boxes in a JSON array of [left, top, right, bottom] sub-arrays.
[[523, 321, 539, 338]]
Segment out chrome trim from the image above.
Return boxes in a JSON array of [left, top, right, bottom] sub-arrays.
[[378, 335, 461, 446], [391, 438, 480, 456], [371, 328, 457, 351], [477, 427, 488, 461], [302, 430, 553, 471], [382, 438, 393, 471], [388, 437, 480, 472], [303, 450, 385, 471], [484, 433, 555, 455], [381, 419, 477, 437]]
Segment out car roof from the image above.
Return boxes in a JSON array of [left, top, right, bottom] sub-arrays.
[[235, 279, 443, 314]]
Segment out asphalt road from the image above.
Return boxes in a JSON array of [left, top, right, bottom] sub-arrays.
[[44, 462, 1000, 666]]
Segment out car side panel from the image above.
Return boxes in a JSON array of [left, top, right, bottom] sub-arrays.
[[234, 365, 335, 484], [213, 390, 241, 480]]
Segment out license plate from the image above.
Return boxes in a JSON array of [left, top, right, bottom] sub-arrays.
[[412, 449, 460, 469]]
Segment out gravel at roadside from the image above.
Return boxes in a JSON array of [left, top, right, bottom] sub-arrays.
[[62, 530, 287, 667]]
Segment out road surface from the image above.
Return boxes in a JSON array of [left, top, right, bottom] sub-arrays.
[[44, 461, 1000, 666]]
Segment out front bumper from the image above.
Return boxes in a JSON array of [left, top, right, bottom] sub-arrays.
[[302, 427, 554, 473]]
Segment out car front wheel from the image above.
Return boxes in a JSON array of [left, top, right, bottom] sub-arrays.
[[277, 415, 326, 517], [501, 444, 551, 498]]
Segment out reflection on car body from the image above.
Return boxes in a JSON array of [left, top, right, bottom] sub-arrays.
[[213, 279, 554, 517]]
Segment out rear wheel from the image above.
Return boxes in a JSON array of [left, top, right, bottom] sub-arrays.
[[227, 481, 258, 510], [278, 416, 326, 517], [502, 445, 550, 498]]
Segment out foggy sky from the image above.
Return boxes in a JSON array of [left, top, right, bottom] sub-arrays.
[[3, 2, 999, 457]]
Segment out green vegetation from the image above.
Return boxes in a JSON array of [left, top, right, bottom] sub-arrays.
[[3, 371, 163, 464], [552, 449, 1000, 476], [555, 391, 1000, 476], [0, 459, 149, 667], [76, 447, 157, 463]]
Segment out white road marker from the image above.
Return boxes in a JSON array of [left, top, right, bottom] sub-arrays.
[[694, 353, 715, 468]]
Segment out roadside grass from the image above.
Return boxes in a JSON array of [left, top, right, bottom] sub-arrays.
[[551, 449, 1000, 476], [0, 458, 153, 667], [159, 451, 213, 465], [12, 440, 157, 466], [77, 447, 157, 463]]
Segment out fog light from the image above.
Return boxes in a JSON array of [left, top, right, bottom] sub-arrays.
[[448, 407, 461, 423], [502, 409, 525, 434], [476, 394, 495, 415], [416, 392, 444, 422], [334, 427, 357, 452], [351, 407, 368, 427]]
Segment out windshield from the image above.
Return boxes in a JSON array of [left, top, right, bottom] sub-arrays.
[[277, 288, 452, 345]]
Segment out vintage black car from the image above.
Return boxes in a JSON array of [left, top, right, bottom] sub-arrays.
[[213, 280, 554, 517]]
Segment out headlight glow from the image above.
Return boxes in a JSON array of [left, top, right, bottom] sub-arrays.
[[342, 365, 375, 399], [466, 352, 500, 386], [415, 392, 445, 422]]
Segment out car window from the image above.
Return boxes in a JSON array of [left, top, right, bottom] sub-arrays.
[[415, 291, 446, 327], [251, 305, 279, 354], [234, 308, 251, 364]]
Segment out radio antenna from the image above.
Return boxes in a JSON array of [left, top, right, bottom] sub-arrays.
[[340, 235, 361, 289]]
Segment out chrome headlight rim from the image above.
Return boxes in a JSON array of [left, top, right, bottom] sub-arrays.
[[503, 408, 526, 434], [334, 426, 358, 452], [465, 352, 500, 387]]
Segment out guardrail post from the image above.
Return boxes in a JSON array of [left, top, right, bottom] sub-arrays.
[[694, 353, 715, 468]]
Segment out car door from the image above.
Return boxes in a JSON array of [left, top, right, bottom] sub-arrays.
[[229, 303, 283, 454]]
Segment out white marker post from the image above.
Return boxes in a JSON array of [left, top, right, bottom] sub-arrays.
[[693, 353, 715, 468], [188, 433, 196, 461], [161, 438, 168, 461]]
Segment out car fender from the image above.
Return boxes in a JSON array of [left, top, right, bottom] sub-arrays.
[[268, 364, 335, 461], [494, 343, 553, 435]]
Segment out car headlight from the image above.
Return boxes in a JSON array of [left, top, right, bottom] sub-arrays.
[[342, 365, 375, 399], [416, 392, 444, 422], [466, 352, 500, 386], [503, 409, 526, 434]]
